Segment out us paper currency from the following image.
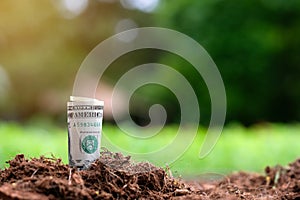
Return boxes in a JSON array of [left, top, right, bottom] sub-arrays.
[[67, 96, 104, 169]]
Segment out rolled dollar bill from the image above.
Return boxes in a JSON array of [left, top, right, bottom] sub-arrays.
[[67, 96, 104, 169]]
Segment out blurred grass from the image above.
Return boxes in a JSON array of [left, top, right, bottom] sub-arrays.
[[0, 122, 299, 177]]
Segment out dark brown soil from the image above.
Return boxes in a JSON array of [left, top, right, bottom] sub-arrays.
[[0, 150, 300, 200]]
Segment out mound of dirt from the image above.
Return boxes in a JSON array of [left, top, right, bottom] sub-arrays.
[[0, 150, 299, 200]]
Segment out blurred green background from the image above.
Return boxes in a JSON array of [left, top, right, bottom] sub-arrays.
[[0, 0, 300, 175], [1, 0, 300, 124]]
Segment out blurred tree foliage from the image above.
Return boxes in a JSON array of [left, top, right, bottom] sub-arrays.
[[0, 0, 154, 121], [155, 0, 300, 125], [0, 0, 300, 125]]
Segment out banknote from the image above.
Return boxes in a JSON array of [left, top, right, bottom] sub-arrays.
[[67, 96, 104, 169]]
